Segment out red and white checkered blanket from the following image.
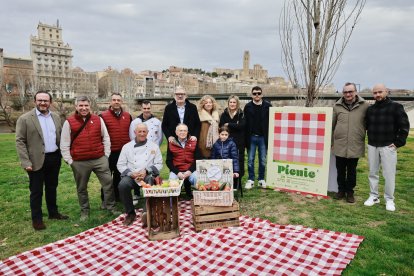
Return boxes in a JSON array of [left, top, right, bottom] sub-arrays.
[[1, 201, 363, 275]]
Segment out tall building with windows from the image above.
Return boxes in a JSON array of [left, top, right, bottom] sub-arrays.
[[30, 20, 74, 99]]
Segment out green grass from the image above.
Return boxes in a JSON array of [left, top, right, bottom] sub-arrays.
[[1, 133, 413, 275]]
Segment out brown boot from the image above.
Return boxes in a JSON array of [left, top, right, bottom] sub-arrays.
[[346, 192, 355, 203], [123, 213, 136, 226], [334, 191, 345, 200], [142, 212, 147, 227], [32, 220, 46, 230]]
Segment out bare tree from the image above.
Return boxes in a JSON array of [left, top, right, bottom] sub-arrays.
[[121, 68, 136, 112], [0, 73, 15, 128], [15, 70, 31, 112], [279, 0, 365, 106]]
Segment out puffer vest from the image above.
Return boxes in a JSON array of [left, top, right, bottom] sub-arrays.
[[100, 108, 131, 152], [67, 113, 104, 161], [169, 139, 197, 171]]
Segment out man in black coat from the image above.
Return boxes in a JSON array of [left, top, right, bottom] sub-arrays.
[[162, 86, 201, 143], [244, 86, 272, 190], [364, 83, 410, 212]]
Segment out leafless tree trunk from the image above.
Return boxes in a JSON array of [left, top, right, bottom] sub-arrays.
[[0, 73, 15, 128], [279, 0, 365, 107], [15, 70, 31, 112], [121, 68, 136, 112]]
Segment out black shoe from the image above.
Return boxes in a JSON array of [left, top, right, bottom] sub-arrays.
[[346, 193, 355, 203], [32, 220, 46, 230], [48, 213, 69, 220], [184, 179, 193, 199], [123, 213, 136, 226], [334, 191, 346, 200]]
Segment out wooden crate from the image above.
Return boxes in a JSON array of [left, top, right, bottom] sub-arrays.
[[192, 200, 240, 232], [193, 190, 234, 206], [146, 196, 180, 240]]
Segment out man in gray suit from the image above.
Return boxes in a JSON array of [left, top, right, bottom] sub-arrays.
[[16, 91, 68, 230]]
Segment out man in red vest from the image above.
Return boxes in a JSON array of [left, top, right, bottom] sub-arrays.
[[100, 93, 132, 204], [60, 96, 120, 221], [166, 123, 200, 198]]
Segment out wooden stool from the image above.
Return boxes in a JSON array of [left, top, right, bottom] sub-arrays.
[[146, 196, 180, 240]]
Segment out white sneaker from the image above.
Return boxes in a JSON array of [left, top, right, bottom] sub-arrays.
[[258, 180, 267, 189], [133, 195, 139, 205], [364, 196, 380, 206], [386, 201, 396, 212], [245, 180, 254, 190]]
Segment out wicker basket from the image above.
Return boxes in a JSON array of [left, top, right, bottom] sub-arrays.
[[193, 190, 234, 206], [142, 181, 183, 198]]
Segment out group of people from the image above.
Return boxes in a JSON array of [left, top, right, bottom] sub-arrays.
[[332, 83, 410, 211], [16, 86, 270, 229], [15, 82, 409, 231]]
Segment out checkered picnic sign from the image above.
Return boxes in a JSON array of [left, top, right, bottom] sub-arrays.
[[266, 107, 333, 196]]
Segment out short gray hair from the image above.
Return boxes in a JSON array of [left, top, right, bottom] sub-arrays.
[[75, 96, 90, 105]]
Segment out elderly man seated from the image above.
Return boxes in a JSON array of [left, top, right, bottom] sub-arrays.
[[117, 123, 163, 226], [166, 123, 200, 199]]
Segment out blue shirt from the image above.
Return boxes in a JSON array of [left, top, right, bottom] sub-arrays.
[[36, 109, 58, 153], [177, 103, 186, 123]]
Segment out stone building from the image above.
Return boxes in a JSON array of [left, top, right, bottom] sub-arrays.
[[30, 21, 74, 99], [2, 53, 34, 101], [72, 67, 98, 98], [213, 51, 268, 83]]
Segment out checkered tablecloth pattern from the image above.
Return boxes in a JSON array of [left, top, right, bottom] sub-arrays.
[[1, 201, 363, 275], [273, 112, 326, 165]]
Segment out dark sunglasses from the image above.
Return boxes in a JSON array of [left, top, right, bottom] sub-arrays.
[[252, 92, 262, 96]]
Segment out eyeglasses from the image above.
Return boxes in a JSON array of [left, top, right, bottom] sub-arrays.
[[342, 90, 355, 94], [252, 92, 262, 96]]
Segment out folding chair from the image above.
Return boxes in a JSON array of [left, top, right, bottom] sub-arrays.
[[234, 176, 243, 202]]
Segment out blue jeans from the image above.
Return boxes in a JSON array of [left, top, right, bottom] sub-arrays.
[[247, 135, 267, 181], [169, 171, 197, 186]]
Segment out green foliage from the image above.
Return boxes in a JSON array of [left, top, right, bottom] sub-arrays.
[[0, 134, 413, 275]]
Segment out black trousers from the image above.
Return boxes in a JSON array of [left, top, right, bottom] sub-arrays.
[[335, 156, 359, 193], [28, 151, 61, 222], [101, 151, 121, 202]]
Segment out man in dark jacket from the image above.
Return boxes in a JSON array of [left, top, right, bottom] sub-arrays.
[[364, 83, 410, 212], [162, 86, 201, 143], [244, 86, 272, 189], [332, 82, 369, 203]]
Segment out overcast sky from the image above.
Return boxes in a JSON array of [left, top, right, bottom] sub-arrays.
[[1, 0, 413, 90]]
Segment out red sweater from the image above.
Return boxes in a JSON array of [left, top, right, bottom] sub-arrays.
[[67, 113, 104, 161], [100, 108, 131, 152]]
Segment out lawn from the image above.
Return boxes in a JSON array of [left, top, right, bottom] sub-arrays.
[[0, 133, 413, 275]]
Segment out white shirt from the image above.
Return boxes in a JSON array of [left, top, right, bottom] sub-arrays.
[[129, 116, 163, 146]]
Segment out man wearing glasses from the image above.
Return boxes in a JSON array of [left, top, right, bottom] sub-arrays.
[[16, 91, 69, 230], [244, 86, 272, 189], [332, 82, 369, 203], [364, 83, 409, 211], [162, 86, 200, 143]]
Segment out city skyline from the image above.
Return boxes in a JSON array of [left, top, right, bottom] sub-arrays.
[[1, 0, 413, 90]]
